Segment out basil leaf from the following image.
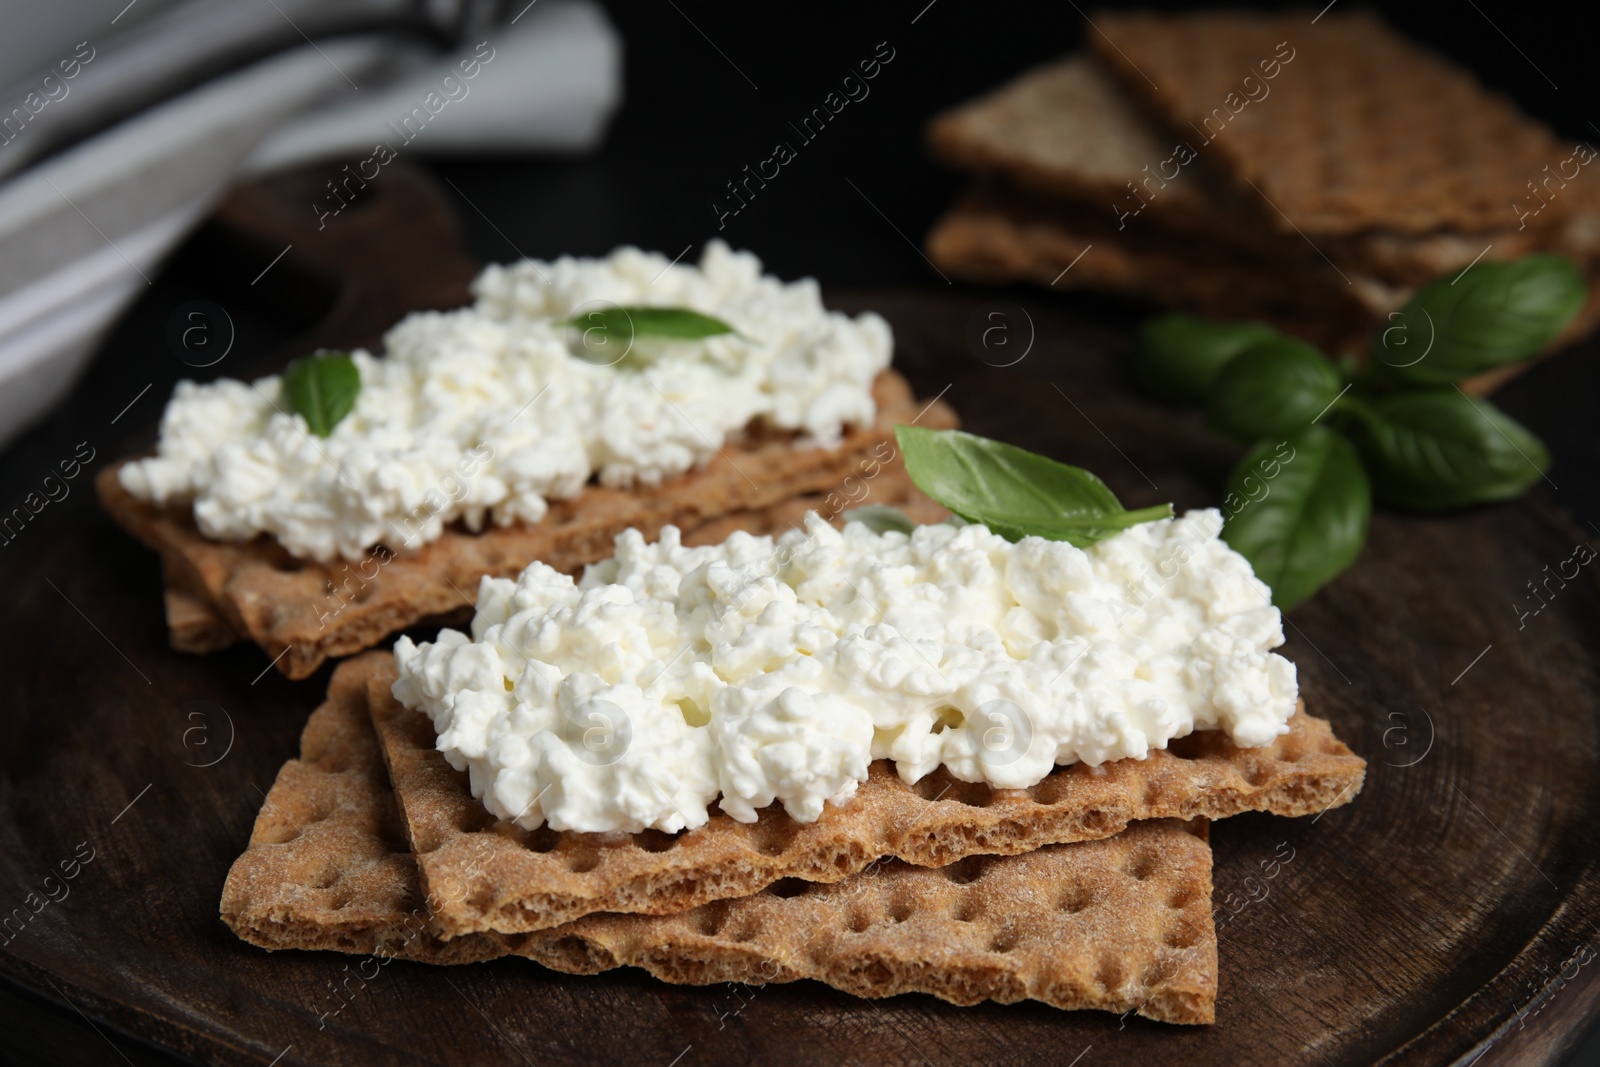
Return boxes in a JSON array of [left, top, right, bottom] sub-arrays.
[[1222, 425, 1370, 610], [1206, 337, 1342, 442], [842, 505, 915, 535], [895, 426, 1172, 547], [281, 351, 360, 437], [1372, 254, 1585, 384], [1346, 389, 1549, 510], [1136, 314, 1280, 404], [560, 306, 737, 347]]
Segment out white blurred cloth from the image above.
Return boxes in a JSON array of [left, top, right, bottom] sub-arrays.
[[0, 1, 621, 448]]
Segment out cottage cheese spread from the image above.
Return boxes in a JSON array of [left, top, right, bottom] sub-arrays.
[[391, 509, 1298, 834], [118, 242, 891, 561]]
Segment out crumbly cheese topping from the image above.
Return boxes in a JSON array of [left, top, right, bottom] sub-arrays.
[[391, 510, 1298, 834], [118, 242, 891, 561]]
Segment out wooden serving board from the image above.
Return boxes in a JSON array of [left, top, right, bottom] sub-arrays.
[[1, 164, 1597, 1067]]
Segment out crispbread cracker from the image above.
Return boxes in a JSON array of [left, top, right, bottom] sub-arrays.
[[220, 659, 508, 964], [99, 370, 956, 679], [362, 646, 1362, 936], [925, 184, 1380, 352], [927, 55, 1598, 288], [925, 183, 1600, 385], [162, 555, 241, 654], [928, 54, 1216, 222], [221, 658, 1218, 1022], [539, 819, 1217, 1023], [155, 476, 948, 657], [1088, 9, 1572, 236]]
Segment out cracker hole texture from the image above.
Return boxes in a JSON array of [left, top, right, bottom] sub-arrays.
[[944, 855, 988, 885], [753, 816, 797, 857], [1165, 919, 1202, 949], [455, 805, 497, 834], [1128, 848, 1160, 881], [634, 829, 679, 854], [694, 905, 728, 936], [1060, 883, 1093, 913], [1096, 957, 1126, 993], [525, 826, 560, 853]]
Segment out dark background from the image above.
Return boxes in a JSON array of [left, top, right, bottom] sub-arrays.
[[2, 0, 1597, 1062]]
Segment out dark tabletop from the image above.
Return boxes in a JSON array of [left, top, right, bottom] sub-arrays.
[[2, 1, 1597, 1063]]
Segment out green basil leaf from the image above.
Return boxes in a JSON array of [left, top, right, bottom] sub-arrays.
[[1222, 425, 1370, 610], [1206, 337, 1342, 442], [841, 505, 915, 535], [1136, 314, 1280, 404], [1372, 254, 1585, 384], [1346, 389, 1549, 510], [281, 350, 360, 437], [895, 426, 1172, 547], [560, 306, 737, 346]]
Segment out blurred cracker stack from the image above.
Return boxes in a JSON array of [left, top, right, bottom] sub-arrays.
[[925, 10, 1600, 358]]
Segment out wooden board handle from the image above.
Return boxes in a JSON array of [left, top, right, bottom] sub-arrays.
[[206, 161, 483, 364]]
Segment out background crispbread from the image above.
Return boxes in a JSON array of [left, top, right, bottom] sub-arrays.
[[98, 370, 956, 679], [364, 649, 1362, 936], [221, 657, 1218, 1023], [928, 54, 1216, 222], [925, 185, 1381, 353], [924, 185, 1600, 388], [1088, 9, 1572, 236], [926, 54, 1599, 288]]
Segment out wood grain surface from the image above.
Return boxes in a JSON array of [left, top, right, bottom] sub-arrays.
[[1, 164, 1597, 1067]]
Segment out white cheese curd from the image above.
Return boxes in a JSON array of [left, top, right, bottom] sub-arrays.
[[118, 242, 891, 561], [391, 509, 1299, 833]]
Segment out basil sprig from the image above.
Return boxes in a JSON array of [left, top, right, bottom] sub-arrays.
[[1136, 315, 1277, 404], [1135, 253, 1575, 609], [1372, 255, 1585, 384], [282, 350, 360, 437], [558, 306, 738, 348], [1206, 336, 1343, 442], [896, 426, 1171, 547], [1221, 427, 1370, 610], [1344, 390, 1549, 510]]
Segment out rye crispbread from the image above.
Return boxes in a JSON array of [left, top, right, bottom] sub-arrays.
[[925, 183, 1600, 384], [928, 55, 1217, 224], [533, 818, 1216, 1023], [160, 481, 949, 655], [924, 183, 1382, 353], [221, 657, 1219, 1022], [99, 370, 956, 679], [362, 647, 1362, 937], [1087, 9, 1575, 237], [162, 555, 241, 655], [926, 54, 1599, 288]]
